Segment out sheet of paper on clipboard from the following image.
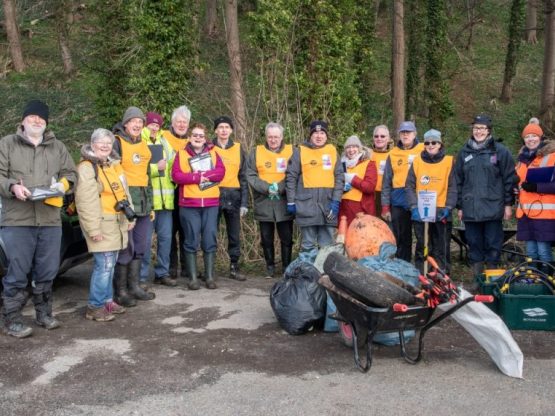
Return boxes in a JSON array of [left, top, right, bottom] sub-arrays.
[[417, 190, 437, 222], [189, 152, 217, 190]]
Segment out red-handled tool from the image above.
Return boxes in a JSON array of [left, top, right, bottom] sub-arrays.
[[393, 303, 408, 312], [474, 295, 494, 303]]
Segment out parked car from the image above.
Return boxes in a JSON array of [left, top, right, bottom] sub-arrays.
[[0, 198, 90, 278]]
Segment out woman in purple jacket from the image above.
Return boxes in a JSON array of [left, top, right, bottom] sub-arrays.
[[172, 123, 225, 290]]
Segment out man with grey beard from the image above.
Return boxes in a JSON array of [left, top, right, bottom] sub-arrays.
[[0, 100, 77, 338]]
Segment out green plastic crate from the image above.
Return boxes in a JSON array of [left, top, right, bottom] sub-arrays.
[[497, 290, 555, 331], [474, 274, 500, 313]]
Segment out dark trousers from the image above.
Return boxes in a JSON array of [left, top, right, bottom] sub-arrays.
[[391, 206, 413, 262], [218, 206, 241, 263], [118, 215, 152, 265], [1, 226, 61, 312], [464, 220, 504, 266], [259, 220, 293, 267], [413, 221, 452, 274], [170, 190, 186, 271], [180, 206, 219, 253]]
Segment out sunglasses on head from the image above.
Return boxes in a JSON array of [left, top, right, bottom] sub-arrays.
[[374, 134, 387, 138], [424, 141, 439, 146]]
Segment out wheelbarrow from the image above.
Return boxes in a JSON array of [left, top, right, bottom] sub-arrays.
[[319, 275, 493, 373]]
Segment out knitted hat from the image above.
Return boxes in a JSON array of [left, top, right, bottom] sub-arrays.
[[214, 116, 234, 130], [423, 129, 442, 143], [521, 123, 543, 138], [146, 111, 164, 127], [122, 106, 145, 126], [344, 135, 362, 148], [472, 114, 492, 129], [397, 121, 416, 133], [22, 100, 49, 124], [309, 120, 328, 136]]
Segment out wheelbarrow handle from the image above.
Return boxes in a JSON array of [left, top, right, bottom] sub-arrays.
[[474, 294, 494, 303]]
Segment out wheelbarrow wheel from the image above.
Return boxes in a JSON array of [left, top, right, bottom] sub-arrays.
[[339, 321, 368, 348]]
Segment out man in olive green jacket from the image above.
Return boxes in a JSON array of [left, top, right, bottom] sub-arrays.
[[0, 100, 77, 338]]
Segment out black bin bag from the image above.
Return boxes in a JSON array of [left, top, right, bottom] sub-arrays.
[[270, 259, 326, 335]]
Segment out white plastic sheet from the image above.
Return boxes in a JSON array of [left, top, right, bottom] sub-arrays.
[[438, 288, 524, 378]]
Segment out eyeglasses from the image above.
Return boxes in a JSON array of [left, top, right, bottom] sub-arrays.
[[424, 141, 439, 146], [191, 133, 205, 138], [472, 126, 488, 131], [94, 141, 113, 146], [374, 135, 387, 138]]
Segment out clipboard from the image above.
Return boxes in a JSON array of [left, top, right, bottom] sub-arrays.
[[525, 166, 555, 184], [189, 152, 218, 190], [27, 186, 65, 201], [148, 144, 164, 163]]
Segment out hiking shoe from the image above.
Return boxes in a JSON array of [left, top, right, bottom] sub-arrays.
[[154, 276, 177, 287], [105, 301, 126, 315], [265, 265, 275, 279], [5, 321, 33, 338], [86, 306, 115, 322], [229, 263, 246, 281], [35, 314, 60, 330]]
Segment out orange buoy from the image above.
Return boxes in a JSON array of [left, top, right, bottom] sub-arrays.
[[345, 213, 396, 260]]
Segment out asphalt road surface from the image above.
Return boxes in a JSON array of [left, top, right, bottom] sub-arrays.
[[1, 260, 554, 416]]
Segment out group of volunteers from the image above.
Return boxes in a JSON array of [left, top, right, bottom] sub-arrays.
[[1, 99, 553, 339]]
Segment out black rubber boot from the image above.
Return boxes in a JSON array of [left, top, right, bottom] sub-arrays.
[[281, 243, 293, 274], [32, 284, 60, 330], [204, 252, 217, 289], [128, 259, 155, 300], [2, 290, 32, 338], [114, 264, 137, 307], [185, 252, 200, 290], [229, 262, 246, 281], [263, 246, 275, 279]]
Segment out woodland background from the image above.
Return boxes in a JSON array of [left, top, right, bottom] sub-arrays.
[[1, 0, 554, 267]]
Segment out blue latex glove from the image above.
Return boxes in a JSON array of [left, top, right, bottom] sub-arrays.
[[411, 208, 421, 221], [326, 200, 340, 221], [437, 207, 451, 221], [287, 203, 296, 215], [343, 183, 352, 192]]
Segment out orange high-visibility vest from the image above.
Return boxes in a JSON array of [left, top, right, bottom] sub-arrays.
[[412, 155, 453, 207], [178, 149, 220, 199], [161, 130, 188, 153], [516, 153, 555, 219], [342, 160, 370, 202], [256, 144, 293, 183], [300, 144, 337, 188], [117, 136, 150, 187], [389, 143, 424, 188], [214, 143, 241, 188], [370, 150, 390, 192]]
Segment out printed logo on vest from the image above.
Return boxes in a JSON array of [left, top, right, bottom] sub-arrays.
[[397, 158, 403, 166], [111, 182, 121, 191], [132, 153, 141, 164], [310, 159, 317, 166], [264, 161, 272, 169], [419, 175, 431, 185], [322, 154, 332, 170]]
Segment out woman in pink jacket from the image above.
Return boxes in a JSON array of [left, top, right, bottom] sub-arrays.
[[172, 123, 225, 290]]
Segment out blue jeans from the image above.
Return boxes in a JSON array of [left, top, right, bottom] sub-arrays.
[[89, 251, 118, 308], [141, 210, 173, 281], [299, 225, 335, 263], [525, 240, 553, 263]]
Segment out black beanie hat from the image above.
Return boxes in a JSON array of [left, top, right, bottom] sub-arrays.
[[309, 120, 328, 136], [214, 116, 234, 130], [472, 114, 493, 129], [22, 100, 49, 124]]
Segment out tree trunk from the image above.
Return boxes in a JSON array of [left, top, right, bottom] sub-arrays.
[[224, 0, 248, 147], [525, 0, 538, 43], [391, 0, 406, 133], [57, 0, 74, 75], [205, 0, 218, 37], [3, 0, 25, 72], [500, 0, 526, 103], [541, 0, 555, 129]]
